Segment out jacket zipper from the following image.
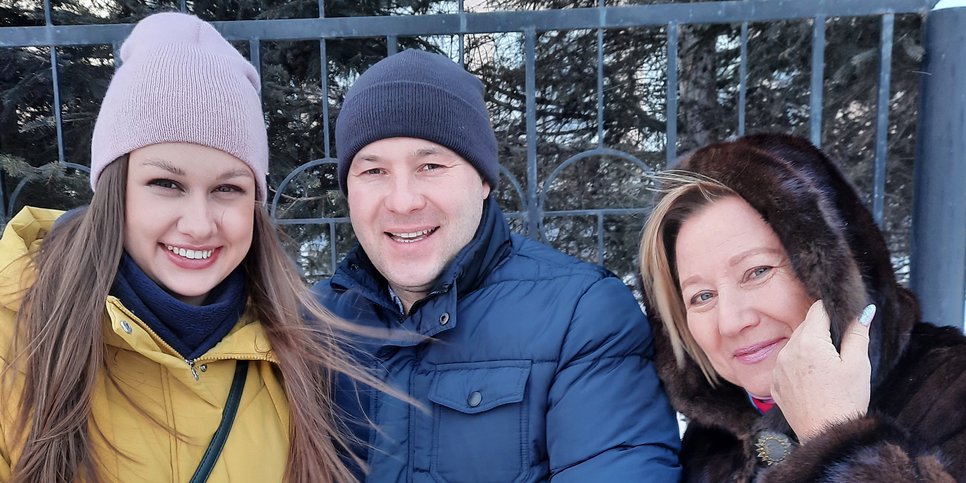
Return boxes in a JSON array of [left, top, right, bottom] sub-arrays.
[[107, 297, 278, 380], [185, 358, 200, 381]]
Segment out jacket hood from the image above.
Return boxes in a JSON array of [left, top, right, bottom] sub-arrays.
[[646, 133, 920, 434]]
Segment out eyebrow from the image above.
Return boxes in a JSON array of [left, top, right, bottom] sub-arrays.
[[355, 145, 444, 163], [728, 247, 784, 267], [141, 159, 184, 176], [216, 169, 254, 181], [413, 146, 441, 157], [678, 246, 784, 290], [139, 159, 253, 181]]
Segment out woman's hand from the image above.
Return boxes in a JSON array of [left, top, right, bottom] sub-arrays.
[[770, 300, 875, 442]]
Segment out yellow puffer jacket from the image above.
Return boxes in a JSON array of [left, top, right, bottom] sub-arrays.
[[0, 207, 291, 482]]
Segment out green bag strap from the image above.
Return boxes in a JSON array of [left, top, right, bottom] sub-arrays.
[[189, 359, 250, 483]]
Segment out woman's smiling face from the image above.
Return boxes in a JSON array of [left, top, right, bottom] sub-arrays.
[[674, 195, 814, 398], [124, 142, 256, 305]]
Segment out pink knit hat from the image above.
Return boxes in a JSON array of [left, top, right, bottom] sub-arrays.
[[90, 12, 268, 201]]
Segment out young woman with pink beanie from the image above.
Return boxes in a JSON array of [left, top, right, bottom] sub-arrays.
[[0, 12, 371, 482]]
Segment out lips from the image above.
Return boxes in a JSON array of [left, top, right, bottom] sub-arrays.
[[733, 338, 785, 364]]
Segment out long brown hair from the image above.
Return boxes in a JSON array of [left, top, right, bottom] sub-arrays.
[[4, 158, 374, 482]]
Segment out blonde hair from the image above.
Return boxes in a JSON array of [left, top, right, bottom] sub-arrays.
[[639, 172, 736, 386]]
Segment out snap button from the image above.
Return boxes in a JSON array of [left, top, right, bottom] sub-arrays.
[[119, 320, 132, 334], [199, 364, 208, 373], [467, 391, 482, 407], [439, 312, 450, 326]]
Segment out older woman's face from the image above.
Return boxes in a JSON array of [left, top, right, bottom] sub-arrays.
[[675, 196, 814, 398]]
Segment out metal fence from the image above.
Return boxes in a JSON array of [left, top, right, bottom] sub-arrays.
[[1, 0, 963, 328]]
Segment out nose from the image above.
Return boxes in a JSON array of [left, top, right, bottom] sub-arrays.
[[176, 193, 216, 240], [384, 173, 426, 214], [715, 286, 760, 337]]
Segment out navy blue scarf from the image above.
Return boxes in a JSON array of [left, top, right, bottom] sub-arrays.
[[111, 252, 247, 360]]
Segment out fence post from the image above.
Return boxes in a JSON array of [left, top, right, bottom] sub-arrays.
[[911, 0, 966, 330]]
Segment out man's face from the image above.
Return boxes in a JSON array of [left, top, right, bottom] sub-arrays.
[[346, 137, 491, 311]]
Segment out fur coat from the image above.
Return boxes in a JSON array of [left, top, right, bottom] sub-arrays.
[[647, 134, 966, 482]]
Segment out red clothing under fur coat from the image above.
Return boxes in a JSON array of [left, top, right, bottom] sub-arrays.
[[646, 134, 966, 482]]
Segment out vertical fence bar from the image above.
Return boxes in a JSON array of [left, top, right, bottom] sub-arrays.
[[387, 35, 398, 55], [738, 21, 748, 136], [43, 0, 65, 165], [249, 40, 261, 79], [329, 223, 338, 281], [592, 0, 629, 262], [525, 27, 539, 237], [911, 1, 966, 329], [597, 214, 605, 265], [596, 18, 605, 147], [666, 21, 678, 165], [809, 14, 825, 147], [458, 0, 465, 61], [180, 0, 187, 13], [320, 39, 332, 158], [250, 39, 267, 202], [872, 14, 894, 224], [49, 49, 65, 165]]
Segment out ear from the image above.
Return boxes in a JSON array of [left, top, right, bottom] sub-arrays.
[[481, 181, 491, 199]]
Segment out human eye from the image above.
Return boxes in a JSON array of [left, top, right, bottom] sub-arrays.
[[688, 290, 715, 308], [744, 266, 773, 283], [214, 184, 245, 195], [359, 167, 384, 176], [422, 163, 444, 171], [148, 178, 181, 191]]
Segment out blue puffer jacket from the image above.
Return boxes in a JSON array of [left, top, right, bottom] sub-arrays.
[[316, 198, 681, 482]]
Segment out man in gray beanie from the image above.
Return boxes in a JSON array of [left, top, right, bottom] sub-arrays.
[[316, 49, 681, 482]]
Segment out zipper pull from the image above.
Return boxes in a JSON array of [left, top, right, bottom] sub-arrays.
[[185, 358, 200, 381]]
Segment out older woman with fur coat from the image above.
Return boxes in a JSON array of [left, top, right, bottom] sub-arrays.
[[639, 133, 966, 482]]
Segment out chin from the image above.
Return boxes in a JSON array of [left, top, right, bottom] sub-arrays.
[[387, 269, 435, 287], [743, 380, 773, 399]]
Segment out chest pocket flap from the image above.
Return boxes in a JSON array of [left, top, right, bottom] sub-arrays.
[[429, 360, 531, 414]]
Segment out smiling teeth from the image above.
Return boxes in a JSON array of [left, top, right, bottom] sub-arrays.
[[166, 245, 213, 260], [390, 229, 434, 243]]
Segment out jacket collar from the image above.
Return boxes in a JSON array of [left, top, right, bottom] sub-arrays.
[[111, 252, 248, 360], [429, 196, 512, 302], [103, 295, 279, 366]]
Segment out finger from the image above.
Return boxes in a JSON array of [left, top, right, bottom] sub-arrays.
[[840, 304, 875, 362], [796, 300, 832, 341], [770, 378, 782, 405]]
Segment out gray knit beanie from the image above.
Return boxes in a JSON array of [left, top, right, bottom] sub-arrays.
[[335, 49, 499, 194]]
